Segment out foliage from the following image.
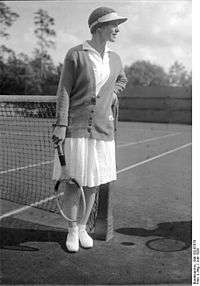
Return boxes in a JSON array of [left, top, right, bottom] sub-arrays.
[[33, 9, 56, 82], [0, 49, 60, 95], [34, 9, 56, 52], [125, 61, 169, 87], [0, 2, 19, 38], [168, 61, 192, 87], [0, 4, 59, 95], [125, 60, 191, 88]]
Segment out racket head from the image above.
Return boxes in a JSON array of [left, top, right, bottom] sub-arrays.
[[54, 178, 86, 223]]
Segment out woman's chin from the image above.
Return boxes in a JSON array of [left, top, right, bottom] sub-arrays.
[[110, 38, 116, 43]]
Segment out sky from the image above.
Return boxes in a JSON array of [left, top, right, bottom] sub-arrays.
[[2, 0, 192, 72]]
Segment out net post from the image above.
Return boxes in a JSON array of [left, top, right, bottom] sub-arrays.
[[94, 182, 114, 241]]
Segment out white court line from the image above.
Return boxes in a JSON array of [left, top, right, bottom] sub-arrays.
[[117, 132, 181, 148], [0, 133, 180, 175], [1, 131, 45, 136], [0, 193, 63, 220], [0, 160, 54, 175], [118, 142, 191, 174], [0, 142, 191, 220]]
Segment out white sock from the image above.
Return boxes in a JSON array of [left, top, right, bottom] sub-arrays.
[[79, 224, 86, 231]]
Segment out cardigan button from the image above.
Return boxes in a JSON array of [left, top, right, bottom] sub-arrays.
[[91, 97, 96, 105], [87, 127, 92, 132]]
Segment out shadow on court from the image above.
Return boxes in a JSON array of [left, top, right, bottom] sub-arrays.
[[0, 227, 66, 252], [0, 215, 192, 284], [116, 220, 192, 252], [1, 220, 191, 253], [0, 217, 79, 253]]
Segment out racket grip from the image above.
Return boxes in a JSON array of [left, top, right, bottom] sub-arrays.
[[56, 144, 66, 166]]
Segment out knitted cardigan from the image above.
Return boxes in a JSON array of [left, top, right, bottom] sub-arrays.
[[55, 44, 127, 141]]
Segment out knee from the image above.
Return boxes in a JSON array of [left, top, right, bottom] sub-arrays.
[[64, 182, 79, 195], [83, 186, 99, 194]]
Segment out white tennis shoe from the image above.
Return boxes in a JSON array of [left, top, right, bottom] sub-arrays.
[[78, 224, 93, 248], [66, 226, 79, 252]]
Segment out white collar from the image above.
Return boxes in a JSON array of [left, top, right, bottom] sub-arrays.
[[83, 41, 110, 55]]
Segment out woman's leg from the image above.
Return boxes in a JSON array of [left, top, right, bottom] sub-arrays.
[[63, 183, 81, 228], [64, 183, 81, 252], [78, 186, 98, 248], [80, 186, 98, 226], [64, 185, 98, 251]]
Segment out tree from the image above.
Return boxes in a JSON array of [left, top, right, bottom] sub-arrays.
[[34, 9, 56, 52], [0, 1, 19, 74], [33, 9, 56, 79], [0, 44, 15, 62], [30, 49, 58, 94], [0, 2, 19, 38], [168, 61, 192, 87], [17, 52, 44, 94], [0, 2, 19, 93], [125, 60, 169, 87], [0, 6, 60, 95]]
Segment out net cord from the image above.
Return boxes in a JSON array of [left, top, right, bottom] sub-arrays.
[[0, 95, 57, 103]]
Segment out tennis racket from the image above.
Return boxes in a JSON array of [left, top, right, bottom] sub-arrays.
[[54, 143, 86, 223]]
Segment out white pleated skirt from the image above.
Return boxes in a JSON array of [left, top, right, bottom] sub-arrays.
[[52, 138, 117, 187]]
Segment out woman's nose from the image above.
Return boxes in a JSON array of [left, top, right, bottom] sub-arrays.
[[115, 26, 119, 33]]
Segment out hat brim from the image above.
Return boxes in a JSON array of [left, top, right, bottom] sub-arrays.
[[99, 16, 127, 25], [89, 12, 127, 31]]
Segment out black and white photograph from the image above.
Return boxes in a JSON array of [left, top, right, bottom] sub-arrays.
[[0, 0, 196, 285]]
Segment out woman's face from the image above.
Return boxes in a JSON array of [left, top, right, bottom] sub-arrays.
[[99, 22, 120, 42]]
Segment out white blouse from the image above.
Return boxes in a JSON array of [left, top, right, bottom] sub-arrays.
[[52, 41, 117, 187]]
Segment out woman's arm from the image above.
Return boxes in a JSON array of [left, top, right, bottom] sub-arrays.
[[55, 53, 77, 127], [53, 50, 77, 144], [113, 60, 128, 96], [112, 58, 128, 131], [113, 69, 128, 96]]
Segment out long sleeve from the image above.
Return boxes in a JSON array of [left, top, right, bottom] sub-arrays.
[[112, 59, 127, 131], [113, 65, 128, 96], [55, 52, 77, 126]]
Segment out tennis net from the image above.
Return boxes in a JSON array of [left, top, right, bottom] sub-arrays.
[[0, 95, 98, 231]]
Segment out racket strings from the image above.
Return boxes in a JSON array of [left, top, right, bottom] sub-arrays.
[[56, 180, 86, 223]]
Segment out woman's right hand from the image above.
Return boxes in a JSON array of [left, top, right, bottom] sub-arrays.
[[52, 126, 66, 147]]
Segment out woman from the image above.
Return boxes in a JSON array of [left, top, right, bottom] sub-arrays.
[[52, 7, 128, 252]]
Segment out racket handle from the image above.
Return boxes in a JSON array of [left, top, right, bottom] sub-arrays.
[[56, 144, 66, 166]]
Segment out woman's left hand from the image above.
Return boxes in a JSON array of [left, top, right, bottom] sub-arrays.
[[52, 126, 66, 147], [112, 92, 118, 102]]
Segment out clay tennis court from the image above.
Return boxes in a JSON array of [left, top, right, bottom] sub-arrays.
[[0, 120, 192, 285]]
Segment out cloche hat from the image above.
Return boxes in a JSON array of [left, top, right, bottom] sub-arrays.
[[88, 7, 127, 33]]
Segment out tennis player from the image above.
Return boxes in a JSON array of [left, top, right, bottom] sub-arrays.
[[52, 7, 128, 252]]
